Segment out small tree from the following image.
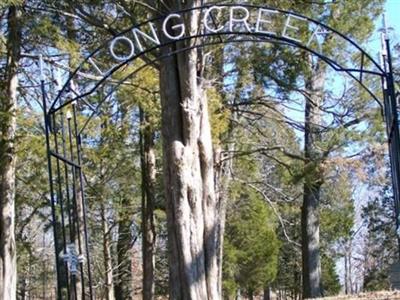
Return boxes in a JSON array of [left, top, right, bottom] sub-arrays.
[[223, 188, 279, 299]]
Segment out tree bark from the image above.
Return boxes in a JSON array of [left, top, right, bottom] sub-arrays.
[[140, 109, 156, 300], [263, 287, 271, 300], [344, 248, 348, 295], [214, 46, 232, 296], [115, 205, 133, 300], [0, 5, 20, 300], [101, 202, 115, 300], [249, 291, 254, 300], [301, 60, 325, 299], [158, 1, 220, 299]]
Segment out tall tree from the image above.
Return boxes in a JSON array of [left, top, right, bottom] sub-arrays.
[[299, 2, 384, 297], [0, 3, 21, 299], [301, 58, 326, 298], [140, 115, 156, 300], [139, 100, 158, 300]]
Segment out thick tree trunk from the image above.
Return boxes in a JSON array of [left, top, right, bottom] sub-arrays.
[[140, 109, 156, 300], [115, 209, 133, 300], [249, 291, 254, 300], [344, 249, 348, 295], [236, 289, 241, 300], [301, 184, 322, 298], [159, 1, 220, 299], [301, 61, 325, 299], [263, 287, 271, 300], [101, 202, 115, 300], [0, 5, 20, 300]]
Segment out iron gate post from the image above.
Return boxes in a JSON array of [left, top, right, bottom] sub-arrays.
[[382, 34, 400, 259], [40, 55, 63, 300]]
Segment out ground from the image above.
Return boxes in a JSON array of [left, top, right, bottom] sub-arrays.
[[311, 291, 400, 300]]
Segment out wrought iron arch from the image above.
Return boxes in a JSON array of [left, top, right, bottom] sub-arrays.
[[39, 4, 400, 299]]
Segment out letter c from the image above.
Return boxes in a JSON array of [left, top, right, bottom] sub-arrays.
[[204, 6, 224, 33]]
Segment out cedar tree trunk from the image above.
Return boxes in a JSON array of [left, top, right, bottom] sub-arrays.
[[140, 109, 156, 300], [115, 203, 133, 300], [101, 202, 115, 300], [301, 60, 326, 299], [159, 1, 220, 298]]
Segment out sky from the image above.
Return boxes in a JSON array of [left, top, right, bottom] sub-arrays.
[[364, 0, 400, 56], [386, 0, 400, 39]]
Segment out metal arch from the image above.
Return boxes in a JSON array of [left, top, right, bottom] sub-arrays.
[[47, 32, 387, 188], [48, 3, 386, 113], [49, 32, 384, 115], [58, 36, 384, 133], [69, 37, 385, 141]]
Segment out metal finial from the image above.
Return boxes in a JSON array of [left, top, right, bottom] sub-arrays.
[[381, 32, 387, 57], [383, 13, 388, 40]]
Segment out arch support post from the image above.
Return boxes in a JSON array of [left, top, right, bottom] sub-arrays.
[[381, 34, 400, 259], [40, 56, 63, 300]]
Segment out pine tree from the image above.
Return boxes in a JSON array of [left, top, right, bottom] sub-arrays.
[[223, 187, 279, 300]]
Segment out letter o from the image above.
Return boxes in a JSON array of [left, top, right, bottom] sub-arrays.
[[109, 36, 135, 61]]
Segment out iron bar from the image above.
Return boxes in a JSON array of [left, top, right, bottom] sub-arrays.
[[60, 110, 77, 299], [52, 114, 71, 300], [383, 81, 400, 258], [60, 111, 74, 239], [50, 150, 81, 169], [360, 53, 365, 84], [72, 275, 78, 300], [72, 103, 94, 300], [67, 112, 86, 298], [41, 69, 63, 300], [384, 36, 400, 258]]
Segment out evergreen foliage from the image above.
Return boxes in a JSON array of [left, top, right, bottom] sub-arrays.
[[223, 187, 279, 299]]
